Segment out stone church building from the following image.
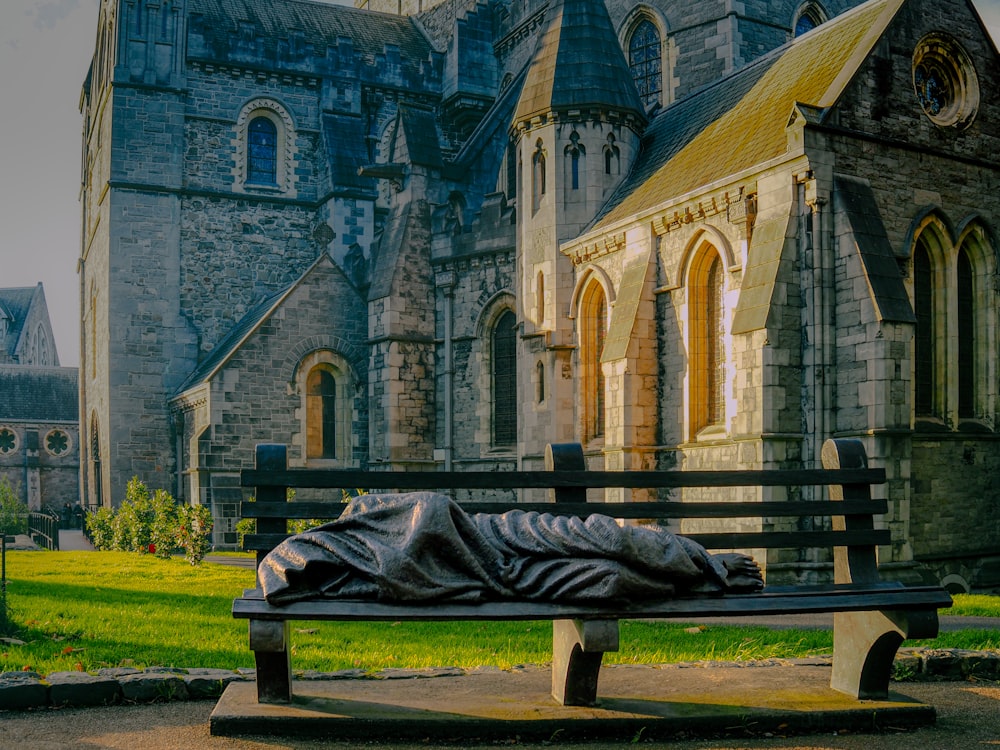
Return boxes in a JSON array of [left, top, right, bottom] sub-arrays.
[[79, 0, 999, 590], [0, 284, 80, 511]]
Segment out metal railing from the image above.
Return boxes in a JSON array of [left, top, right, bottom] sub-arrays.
[[28, 510, 60, 551]]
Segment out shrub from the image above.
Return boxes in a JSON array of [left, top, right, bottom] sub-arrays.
[[149, 489, 179, 559], [85, 478, 213, 564], [176, 503, 213, 565], [85, 506, 115, 550], [0, 476, 27, 536]]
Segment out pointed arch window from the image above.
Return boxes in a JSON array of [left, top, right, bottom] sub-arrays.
[[247, 116, 278, 186], [957, 248, 975, 419], [492, 310, 518, 446], [306, 366, 338, 459], [565, 131, 584, 190], [536, 271, 546, 326], [690, 249, 727, 437], [89, 287, 98, 380], [531, 140, 546, 213], [90, 417, 103, 509], [628, 19, 662, 108], [913, 240, 936, 418], [581, 283, 608, 442], [792, 3, 827, 37], [604, 133, 620, 177], [299, 352, 355, 465], [236, 99, 296, 194], [505, 142, 517, 201]]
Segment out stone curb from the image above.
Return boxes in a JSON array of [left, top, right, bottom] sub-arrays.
[[0, 648, 997, 713]]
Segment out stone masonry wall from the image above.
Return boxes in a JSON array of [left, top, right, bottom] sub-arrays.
[[822, 0, 1000, 584]]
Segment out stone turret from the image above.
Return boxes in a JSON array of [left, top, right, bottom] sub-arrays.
[[511, 0, 645, 465]]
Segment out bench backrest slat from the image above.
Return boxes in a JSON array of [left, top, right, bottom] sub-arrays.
[[240, 441, 890, 576], [241, 498, 889, 521], [240, 467, 885, 490]]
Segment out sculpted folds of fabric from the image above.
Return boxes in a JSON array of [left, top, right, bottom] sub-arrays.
[[258, 493, 732, 605]]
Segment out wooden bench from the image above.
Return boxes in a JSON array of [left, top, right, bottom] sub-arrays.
[[233, 437, 952, 707]]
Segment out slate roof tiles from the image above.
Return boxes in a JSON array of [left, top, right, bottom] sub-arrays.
[[592, 0, 902, 231], [0, 366, 79, 423], [189, 0, 434, 63]]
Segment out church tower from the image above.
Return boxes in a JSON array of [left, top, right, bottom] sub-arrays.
[[510, 0, 646, 469], [79, 0, 196, 509]]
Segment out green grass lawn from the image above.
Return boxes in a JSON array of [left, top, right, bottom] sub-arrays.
[[1, 551, 997, 677]]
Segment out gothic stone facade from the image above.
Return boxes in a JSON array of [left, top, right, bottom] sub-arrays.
[[79, 0, 999, 591], [0, 285, 80, 511]]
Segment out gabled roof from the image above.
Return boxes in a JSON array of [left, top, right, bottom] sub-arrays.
[[175, 253, 364, 396], [188, 0, 434, 62], [394, 106, 444, 169], [512, 0, 645, 130], [0, 366, 79, 422], [174, 286, 289, 395], [0, 285, 43, 361], [323, 112, 376, 194], [591, 0, 904, 231]]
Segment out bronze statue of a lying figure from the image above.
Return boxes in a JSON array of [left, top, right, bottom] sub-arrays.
[[258, 493, 763, 606]]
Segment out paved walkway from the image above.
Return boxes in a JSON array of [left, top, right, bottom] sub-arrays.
[[2, 669, 998, 749], [58, 530, 95, 551]]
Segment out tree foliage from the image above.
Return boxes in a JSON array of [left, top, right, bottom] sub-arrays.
[[0, 476, 28, 536]]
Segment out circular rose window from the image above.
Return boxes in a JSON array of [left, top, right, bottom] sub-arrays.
[[912, 34, 979, 130], [0, 427, 18, 455], [45, 429, 72, 456]]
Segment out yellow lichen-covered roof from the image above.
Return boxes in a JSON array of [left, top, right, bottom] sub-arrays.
[[591, 0, 904, 231]]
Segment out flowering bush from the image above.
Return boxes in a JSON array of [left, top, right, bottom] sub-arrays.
[[85, 477, 213, 565]]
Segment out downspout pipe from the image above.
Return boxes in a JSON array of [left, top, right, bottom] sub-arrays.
[[437, 273, 456, 471]]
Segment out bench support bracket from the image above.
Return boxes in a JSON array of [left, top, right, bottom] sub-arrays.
[[250, 619, 293, 704], [831, 608, 939, 699], [551, 619, 619, 706]]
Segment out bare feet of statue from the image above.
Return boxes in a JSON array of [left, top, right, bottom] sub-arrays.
[[716, 553, 764, 592]]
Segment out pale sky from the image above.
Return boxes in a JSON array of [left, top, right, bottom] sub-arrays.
[[1, 0, 998, 369]]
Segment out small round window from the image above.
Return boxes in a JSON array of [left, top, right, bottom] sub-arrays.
[[45, 429, 72, 457], [0, 427, 18, 455], [912, 34, 979, 130]]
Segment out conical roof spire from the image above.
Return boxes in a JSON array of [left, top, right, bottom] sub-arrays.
[[512, 0, 646, 132]]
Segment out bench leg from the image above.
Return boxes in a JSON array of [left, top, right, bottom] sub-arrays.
[[249, 619, 293, 704], [831, 609, 939, 699], [551, 619, 619, 706]]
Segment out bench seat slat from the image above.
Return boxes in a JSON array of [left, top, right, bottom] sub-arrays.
[[243, 528, 892, 553], [232, 584, 951, 622], [240, 499, 890, 520], [241, 468, 885, 490]]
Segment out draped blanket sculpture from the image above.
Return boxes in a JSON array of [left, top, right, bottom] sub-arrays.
[[259, 493, 762, 605]]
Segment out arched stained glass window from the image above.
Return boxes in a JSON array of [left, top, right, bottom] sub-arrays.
[[706, 256, 725, 426], [628, 20, 662, 108], [581, 283, 608, 442], [492, 310, 518, 446], [690, 248, 727, 437], [247, 116, 278, 185], [913, 241, 935, 417], [793, 3, 826, 37], [957, 248, 975, 419]]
